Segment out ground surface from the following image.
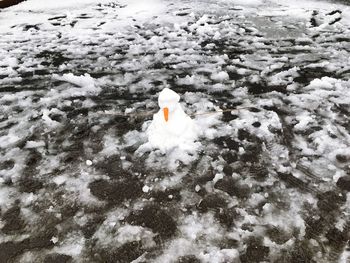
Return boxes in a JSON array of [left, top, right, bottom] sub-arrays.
[[1, 0, 350, 262], [0, 0, 25, 9]]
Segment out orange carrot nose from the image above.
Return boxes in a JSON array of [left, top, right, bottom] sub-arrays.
[[163, 107, 169, 122]]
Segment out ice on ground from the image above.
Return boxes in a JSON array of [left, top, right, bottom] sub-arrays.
[[1, 0, 350, 262]]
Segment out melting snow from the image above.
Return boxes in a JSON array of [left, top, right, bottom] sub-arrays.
[[0, 0, 350, 262]]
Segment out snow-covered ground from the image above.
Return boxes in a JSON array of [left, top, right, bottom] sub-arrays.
[[0, 0, 350, 262]]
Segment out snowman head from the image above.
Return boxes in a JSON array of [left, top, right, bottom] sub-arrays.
[[158, 88, 180, 122]]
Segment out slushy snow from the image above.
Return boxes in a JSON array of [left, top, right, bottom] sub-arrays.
[[1, 0, 349, 262]]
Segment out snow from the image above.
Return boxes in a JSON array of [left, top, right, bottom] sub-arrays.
[[52, 233, 85, 256], [142, 185, 150, 193], [199, 248, 240, 263], [211, 71, 229, 82], [8, 0, 111, 11], [24, 140, 46, 149], [144, 88, 199, 153], [1, 0, 350, 262], [54, 73, 94, 89], [0, 134, 21, 149]]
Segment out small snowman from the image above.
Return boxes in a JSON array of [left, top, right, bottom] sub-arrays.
[[146, 88, 199, 152]]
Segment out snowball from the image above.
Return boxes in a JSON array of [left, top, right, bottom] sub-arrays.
[[142, 185, 150, 193], [86, 160, 93, 166], [158, 87, 180, 111]]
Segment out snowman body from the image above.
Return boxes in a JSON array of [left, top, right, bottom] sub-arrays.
[[146, 88, 198, 152]]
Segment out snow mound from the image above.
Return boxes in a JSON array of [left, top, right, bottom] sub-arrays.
[[145, 88, 199, 153]]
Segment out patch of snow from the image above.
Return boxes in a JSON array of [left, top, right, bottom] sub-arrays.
[[24, 140, 46, 149], [211, 71, 229, 82]]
